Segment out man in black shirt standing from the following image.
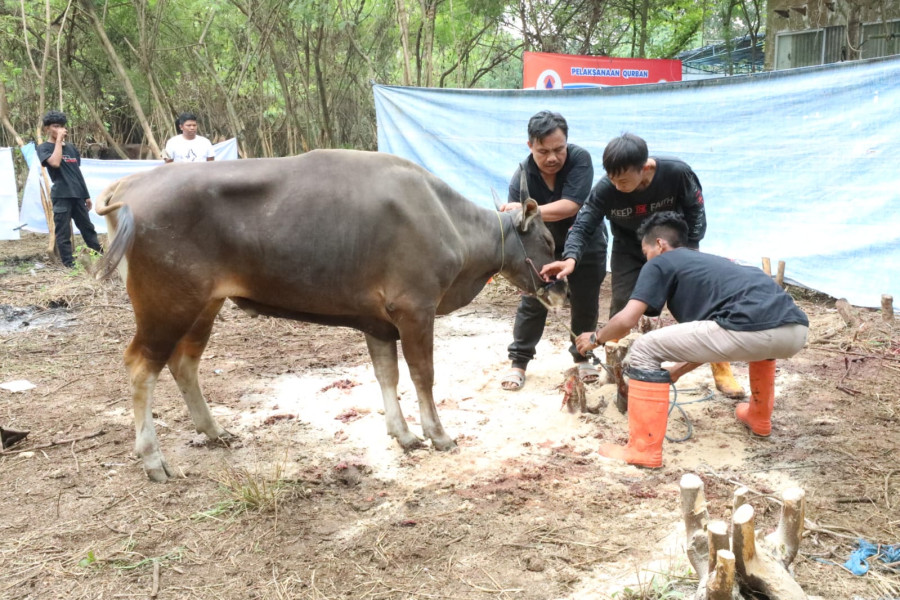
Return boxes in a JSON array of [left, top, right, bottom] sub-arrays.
[[569, 212, 809, 468], [542, 133, 746, 399], [499, 111, 608, 391], [36, 111, 103, 268]]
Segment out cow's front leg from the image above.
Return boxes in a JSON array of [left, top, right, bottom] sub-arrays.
[[396, 315, 457, 451], [365, 334, 424, 450]]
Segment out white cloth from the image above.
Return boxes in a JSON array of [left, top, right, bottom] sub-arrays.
[[164, 135, 214, 162], [0, 148, 21, 240], [20, 138, 238, 235]]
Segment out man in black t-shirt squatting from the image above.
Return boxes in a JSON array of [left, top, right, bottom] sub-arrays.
[[541, 133, 747, 400], [36, 110, 103, 268], [498, 111, 608, 391], [561, 212, 809, 468]]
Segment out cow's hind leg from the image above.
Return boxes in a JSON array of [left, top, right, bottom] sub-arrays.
[[167, 299, 233, 442], [128, 296, 214, 482], [125, 339, 175, 483], [394, 311, 457, 451], [365, 334, 424, 450]]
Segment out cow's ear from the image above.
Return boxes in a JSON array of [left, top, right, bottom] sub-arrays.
[[518, 198, 540, 232]]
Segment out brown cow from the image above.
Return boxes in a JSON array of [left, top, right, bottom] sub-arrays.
[[96, 149, 563, 482]]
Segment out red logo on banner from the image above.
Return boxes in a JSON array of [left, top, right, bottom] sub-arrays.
[[523, 51, 682, 89]]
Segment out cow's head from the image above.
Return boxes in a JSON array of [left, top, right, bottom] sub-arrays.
[[498, 173, 567, 305]]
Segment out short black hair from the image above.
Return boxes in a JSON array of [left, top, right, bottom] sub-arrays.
[[42, 110, 67, 127], [636, 211, 688, 248], [175, 112, 198, 133], [602, 133, 648, 177], [527, 111, 568, 143]]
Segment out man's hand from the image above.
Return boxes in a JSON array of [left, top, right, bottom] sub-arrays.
[[56, 127, 67, 144], [541, 258, 576, 280], [498, 203, 520, 213], [85, 198, 92, 211], [575, 331, 598, 356]]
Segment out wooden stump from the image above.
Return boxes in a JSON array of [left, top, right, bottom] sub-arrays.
[[835, 298, 859, 328], [680, 474, 710, 579], [883, 295, 894, 322], [604, 337, 633, 414], [733, 504, 807, 599], [680, 475, 808, 600]]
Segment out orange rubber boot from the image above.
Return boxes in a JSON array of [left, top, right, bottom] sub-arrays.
[[599, 375, 670, 468], [711, 362, 746, 399], [735, 359, 776, 436]]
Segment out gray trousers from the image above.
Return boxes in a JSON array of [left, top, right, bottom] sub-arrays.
[[625, 321, 809, 371]]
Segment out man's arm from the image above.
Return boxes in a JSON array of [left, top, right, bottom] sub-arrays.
[[575, 298, 647, 355], [45, 137, 65, 168], [680, 168, 707, 248]]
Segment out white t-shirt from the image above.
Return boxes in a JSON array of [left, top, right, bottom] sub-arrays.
[[165, 135, 214, 162]]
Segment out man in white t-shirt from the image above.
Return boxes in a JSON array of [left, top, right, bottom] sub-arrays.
[[164, 112, 215, 163]]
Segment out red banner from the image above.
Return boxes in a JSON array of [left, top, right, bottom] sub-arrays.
[[523, 51, 682, 89]]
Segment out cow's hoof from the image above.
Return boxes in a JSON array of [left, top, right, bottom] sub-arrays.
[[144, 459, 173, 483], [396, 432, 426, 452], [432, 436, 458, 452]]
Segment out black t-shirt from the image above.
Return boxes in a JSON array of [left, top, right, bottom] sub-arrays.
[[508, 143, 607, 258], [631, 248, 809, 331], [36, 141, 90, 199], [588, 157, 706, 254]]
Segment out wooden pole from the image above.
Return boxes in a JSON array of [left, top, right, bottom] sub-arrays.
[[761, 257, 772, 276], [835, 298, 859, 328], [883, 295, 894, 322], [38, 167, 57, 257], [775, 261, 786, 287]]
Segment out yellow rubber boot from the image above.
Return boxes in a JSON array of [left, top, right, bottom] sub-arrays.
[[599, 375, 670, 468], [735, 360, 776, 436], [711, 362, 746, 399]]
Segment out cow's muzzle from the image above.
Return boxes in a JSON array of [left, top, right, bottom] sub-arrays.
[[535, 279, 567, 308]]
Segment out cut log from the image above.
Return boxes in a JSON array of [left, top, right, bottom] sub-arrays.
[[761, 257, 771, 276], [883, 295, 894, 322], [834, 298, 859, 328], [733, 504, 807, 599], [708, 549, 738, 600], [605, 337, 633, 414], [764, 488, 806, 568], [732, 486, 750, 516], [707, 520, 730, 575], [776, 261, 786, 288], [681, 474, 710, 579]]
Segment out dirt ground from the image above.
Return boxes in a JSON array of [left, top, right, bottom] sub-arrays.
[[1, 232, 898, 600]]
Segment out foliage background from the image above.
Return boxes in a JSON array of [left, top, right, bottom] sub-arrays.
[[0, 0, 763, 157]]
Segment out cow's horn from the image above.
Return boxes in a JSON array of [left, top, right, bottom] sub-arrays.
[[519, 170, 530, 204], [490, 187, 503, 210]]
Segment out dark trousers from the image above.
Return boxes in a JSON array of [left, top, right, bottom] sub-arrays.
[[508, 251, 607, 369], [609, 246, 646, 318], [53, 197, 102, 268]]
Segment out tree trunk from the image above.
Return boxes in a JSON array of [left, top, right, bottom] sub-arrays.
[[78, 0, 163, 158], [394, 0, 413, 85], [0, 78, 25, 146]]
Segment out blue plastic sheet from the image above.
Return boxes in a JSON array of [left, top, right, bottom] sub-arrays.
[[374, 56, 900, 309]]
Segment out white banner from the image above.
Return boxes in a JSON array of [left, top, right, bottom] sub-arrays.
[[0, 148, 21, 240], [19, 138, 239, 235]]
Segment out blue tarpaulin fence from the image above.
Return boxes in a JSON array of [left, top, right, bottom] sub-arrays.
[[374, 56, 900, 309]]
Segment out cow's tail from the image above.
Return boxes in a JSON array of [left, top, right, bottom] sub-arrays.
[[95, 203, 134, 282]]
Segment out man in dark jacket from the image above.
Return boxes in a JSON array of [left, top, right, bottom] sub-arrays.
[[499, 111, 608, 391], [571, 212, 809, 468], [36, 110, 103, 268], [540, 133, 745, 398]]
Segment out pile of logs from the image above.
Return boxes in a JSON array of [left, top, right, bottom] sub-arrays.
[[680, 474, 809, 600]]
